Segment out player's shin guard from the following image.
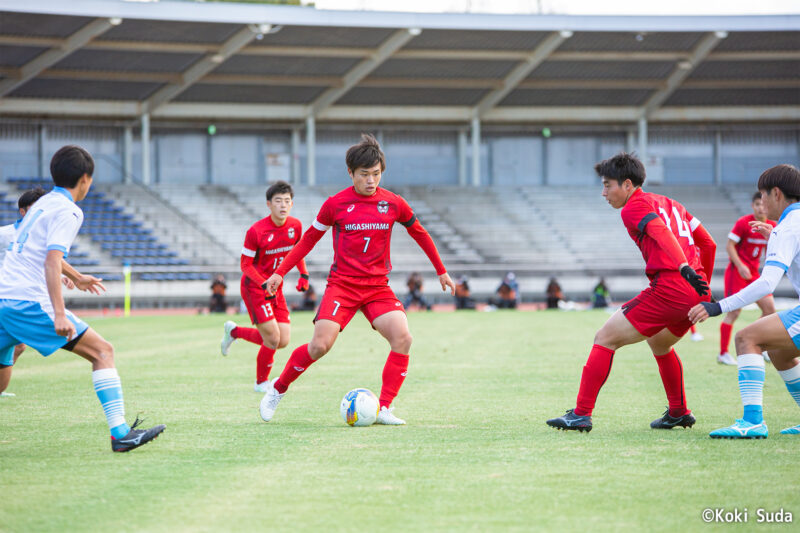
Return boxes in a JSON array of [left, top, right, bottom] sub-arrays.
[[256, 346, 276, 384], [720, 323, 733, 355], [574, 344, 615, 417], [379, 351, 409, 408], [233, 326, 263, 345], [92, 368, 130, 439], [778, 362, 800, 410], [274, 344, 315, 394], [738, 353, 765, 424], [654, 349, 689, 417]]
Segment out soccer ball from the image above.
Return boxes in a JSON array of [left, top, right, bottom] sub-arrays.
[[340, 388, 380, 427]]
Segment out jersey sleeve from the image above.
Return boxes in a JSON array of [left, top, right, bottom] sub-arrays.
[[395, 195, 416, 227], [620, 197, 658, 235], [46, 209, 82, 257], [764, 226, 800, 272], [728, 217, 747, 244], [241, 226, 258, 259], [312, 198, 335, 231]]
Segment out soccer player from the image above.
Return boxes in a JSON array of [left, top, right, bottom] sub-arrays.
[[0, 187, 76, 398], [546, 152, 716, 433], [259, 134, 455, 424], [716, 192, 776, 365], [0, 145, 165, 452], [219, 180, 310, 391], [690, 164, 800, 438]]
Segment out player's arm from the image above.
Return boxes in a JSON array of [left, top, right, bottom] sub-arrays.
[[638, 213, 708, 295], [402, 216, 455, 295], [689, 265, 784, 323], [44, 250, 74, 339], [691, 221, 717, 281], [295, 258, 310, 292], [240, 227, 268, 287], [60, 260, 106, 294]]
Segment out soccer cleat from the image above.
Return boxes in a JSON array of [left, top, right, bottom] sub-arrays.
[[111, 416, 166, 452], [650, 409, 696, 429], [220, 321, 236, 356], [709, 419, 768, 439], [259, 379, 284, 422], [375, 406, 406, 425], [0, 391, 16, 397], [691, 332, 704, 342], [762, 351, 772, 364], [717, 352, 737, 366], [546, 409, 592, 432], [254, 380, 269, 393], [780, 424, 800, 435]]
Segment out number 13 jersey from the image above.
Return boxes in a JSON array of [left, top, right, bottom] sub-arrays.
[[241, 215, 303, 279], [312, 186, 415, 284]]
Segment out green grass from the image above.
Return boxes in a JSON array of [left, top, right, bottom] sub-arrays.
[[1, 310, 798, 532]]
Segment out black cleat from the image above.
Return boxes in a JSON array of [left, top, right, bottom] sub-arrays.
[[650, 409, 696, 429], [546, 409, 592, 432], [111, 416, 166, 452]]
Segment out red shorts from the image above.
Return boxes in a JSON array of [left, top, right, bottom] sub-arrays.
[[621, 271, 710, 338], [315, 277, 404, 331], [724, 263, 760, 297], [241, 277, 290, 324]]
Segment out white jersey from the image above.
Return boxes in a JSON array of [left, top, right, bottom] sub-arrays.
[[0, 223, 15, 266], [0, 188, 82, 304], [764, 205, 800, 298]]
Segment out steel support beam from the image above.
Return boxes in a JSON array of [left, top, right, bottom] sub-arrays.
[[305, 115, 315, 186], [0, 18, 116, 97], [637, 117, 648, 163], [142, 26, 256, 115], [123, 125, 133, 184], [141, 113, 151, 186], [470, 116, 481, 187]]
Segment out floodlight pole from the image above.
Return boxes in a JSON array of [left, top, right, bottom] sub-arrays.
[[141, 113, 151, 186], [471, 116, 480, 187], [306, 115, 316, 186]]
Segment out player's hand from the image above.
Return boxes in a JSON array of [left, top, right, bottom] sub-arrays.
[[296, 273, 309, 292], [439, 272, 456, 296], [680, 265, 709, 296], [54, 314, 76, 340], [61, 276, 75, 290], [264, 274, 283, 296], [737, 264, 752, 280], [749, 220, 773, 239], [76, 275, 106, 295], [688, 301, 722, 324]]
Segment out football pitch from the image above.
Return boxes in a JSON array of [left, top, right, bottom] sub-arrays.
[[1, 309, 798, 532]]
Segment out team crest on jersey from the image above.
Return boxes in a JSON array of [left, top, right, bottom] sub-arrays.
[[288, 228, 295, 239], [347, 204, 355, 212], [377, 200, 389, 214], [268, 234, 274, 242]]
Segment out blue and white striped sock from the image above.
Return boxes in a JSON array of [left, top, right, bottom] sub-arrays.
[[777, 363, 800, 410], [738, 353, 765, 425], [92, 368, 130, 439]]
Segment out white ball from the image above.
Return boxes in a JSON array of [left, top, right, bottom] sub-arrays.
[[340, 388, 380, 427]]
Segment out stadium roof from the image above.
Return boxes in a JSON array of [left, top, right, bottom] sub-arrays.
[[0, 0, 798, 124]]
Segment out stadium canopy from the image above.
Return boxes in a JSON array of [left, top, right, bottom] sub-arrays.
[[0, 0, 798, 126]]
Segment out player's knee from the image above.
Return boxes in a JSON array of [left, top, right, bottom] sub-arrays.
[[394, 331, 413, 352], [734, 329, 758, 353], [277, 336, 290, 349], [309, 338, 332, 358], [260, 331, 280, 349]]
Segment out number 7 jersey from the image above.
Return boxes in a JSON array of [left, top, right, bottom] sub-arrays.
[[620, 188, 705, 278]]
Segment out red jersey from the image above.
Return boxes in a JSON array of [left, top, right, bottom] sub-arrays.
[[620, 188, 704, 279], [728, 214, 776, 271], [312, 186, 415, 283], [241, 216, 303, 279]]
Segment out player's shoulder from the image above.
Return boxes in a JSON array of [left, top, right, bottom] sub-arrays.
[[287, 215, 303, 227], [249, 216, 273, 231], [377, 187, 406, 204]]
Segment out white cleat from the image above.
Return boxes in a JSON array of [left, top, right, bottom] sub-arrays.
[[259, 379, 284, 422], [254, 381, 270, 393], [762, 351, 772, 364], [220, 321, 236, 356], [691, 332, 704, 342], [0, 391, 16, 397], [375, 406, 406, 425], [717, 352, 737, 365]]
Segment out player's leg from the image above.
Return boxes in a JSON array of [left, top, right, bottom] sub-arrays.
[[719, 309, 740, 365], [771, 345, 800, 434], [0, 344, 23, 397], [690, 324, 704, 342], [647, 328, 696, 429], [221, 285, 272, 355], [757, 294, 777, 363], [70, 327, 165, 451], [547, 309, 647, 432], [252, 319, 280, 391], [372, 310, 412, 425], [277, 322, 291, 349]]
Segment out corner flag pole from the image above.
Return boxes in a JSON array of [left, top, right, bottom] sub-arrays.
[[123, 262, 131, 317]]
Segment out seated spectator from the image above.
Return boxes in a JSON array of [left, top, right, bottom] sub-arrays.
[[210, 274, 227, 313], [546, 277, 563, 309], [455, 275, 475, 310], [490, 272, 519, 309], [291, 284, 318, 311], [403, 271, 431, 311], [591, 278, 611, 309]]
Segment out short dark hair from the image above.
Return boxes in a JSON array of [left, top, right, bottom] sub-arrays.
[[757, 164, 800, 202], [50, 145, 94, 188], [266, 180, 293, 201], [594, 152, 646, 187], [346, 134, 385, 173], [18, 187, 47, 210], [752, 191, 763, 202]]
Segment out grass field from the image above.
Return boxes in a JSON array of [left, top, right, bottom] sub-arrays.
[[1, 309, 798, 532]]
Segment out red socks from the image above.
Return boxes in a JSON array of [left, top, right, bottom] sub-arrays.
[[256, 346, 276, 384], [232, 326, 262, 345], [574, 344, 615, 417], [274, 344, 315, 394], [655, 349, 689, 417], [379, 351, 410, 408], [720, 322, 733, 355]]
